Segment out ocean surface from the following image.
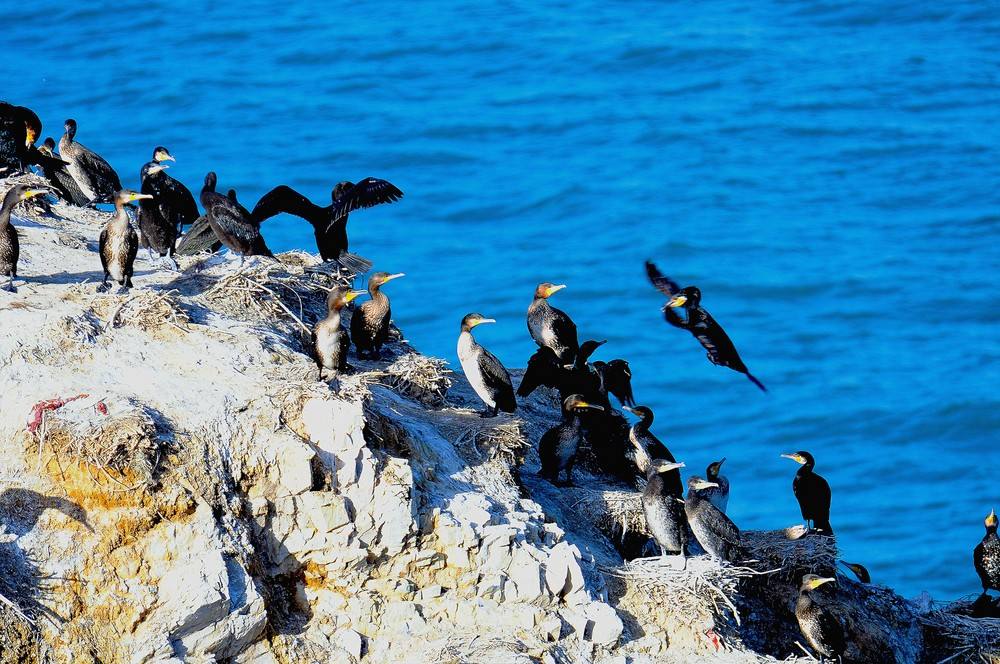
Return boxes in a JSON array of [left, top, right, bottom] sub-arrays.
[[4, 1, 998, 599]]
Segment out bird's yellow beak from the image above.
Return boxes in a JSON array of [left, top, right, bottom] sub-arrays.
[[383, 273, 405, 284], [667, 295, 687, 308], [150, 164, 169, 174], [987, 509, 998, 528], [25, 127, 37, 146], [472, 317, 496, 328], [781, 453, 805, 465], [22, 189, 48, 200], [576, 400, 603, 411], [129, 192, 154, 202], [156, 151, 176, 162], [545, 284, 567, 297], [809, 577, 836, 590], [345, 289, 367, 303]]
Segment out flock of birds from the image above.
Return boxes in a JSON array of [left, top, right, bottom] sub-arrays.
[[3, 100, 999, 661]]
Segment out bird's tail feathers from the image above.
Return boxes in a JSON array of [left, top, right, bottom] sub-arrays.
[[746, 372, 767, 392]]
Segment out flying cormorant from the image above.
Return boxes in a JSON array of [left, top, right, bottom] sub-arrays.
[[782, 451, 833, 535], [313, 287, 366, 380], [200, 172, 273, 261], [0, 185, 48, 291], [101, 190, 152, 290], [351, 271, 404, 359], [685, 476, 744, 562], [59, 119, 122, 205], [795, 575, 846, 662], [250, 178, 403, 270], [538, 394, 603, 486], [645, 261, 766, 392], [974, 509, 1000, 596], [642, 459, 688, 560], [527, 282, 579, 366], [704, 458, 730, 514], [457, 313, 516, 417]]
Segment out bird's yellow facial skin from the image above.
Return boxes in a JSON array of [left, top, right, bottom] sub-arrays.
[[345, 290, 366, 303], [128, 192, 154, 202], [21, 189, 47, 201], [667, 295, 687, 308], [808, 577, 835, 590], [545, 284, 566, 297], [693, 480, 719, 491], [25, 126, 37, 146], [654, 461, 685, 473], [155, 150, 175, 162], [987, 510, 998, 528], [381, 273, 405, 285], [471, 317, 496, 328]]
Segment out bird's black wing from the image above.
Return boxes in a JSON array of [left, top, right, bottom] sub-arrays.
[[974, 541, 988, 586], [477, 347, 516, 411], [645, 260, 682, 298], [176, 215, 222, 255], [815, 609, 846, 656], [329, 177, 403, 225], [517, 347, 563, 397], [251, 185, 328, 226], [549, 307, 579, 356], [161, 175, 199, 227], [98, 227, 109, 275], [75, 145, 122, 196]]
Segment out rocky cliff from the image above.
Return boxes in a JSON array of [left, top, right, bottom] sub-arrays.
[[0, 174, 997, 663]]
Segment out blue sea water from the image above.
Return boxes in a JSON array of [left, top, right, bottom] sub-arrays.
[[4, 1, 998, 600]]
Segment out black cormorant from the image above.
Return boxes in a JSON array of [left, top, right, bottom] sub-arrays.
[[0, 102, 42, 172], [685, 476, 744, 562], [351, 271, 404, 359], [562, 339, 608, 405], [527, 282, 579, 366], [795, 575, 846, 662], [704, 458, 730, 514], [457, 313, 516, 417], [974, 509, 1000, 596], [782, 451, 833, 535], [623, 406, 675, 470], [142, 147, 198, 232], [59, 119, 122, 205], [517, 346, 564, 398], [37, 137, 88, 206], [841, 561, 871, 584], [598, 359, 635, 407], [200, 172, 273, 261], [0, 185, 48, 291], [642, 459, 688, 559], [645, 261, 766, 392], [100, 190, 152, 290], [251, 178, 403, 269], [313, 287, 366, 381], [539, 394, 603, 486]]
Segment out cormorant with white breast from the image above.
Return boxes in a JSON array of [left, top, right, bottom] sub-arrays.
[[795, 575, 846, 662], [641, 460, 688, 560], [457, 313, 516, 417], [251, 178, 403, 273], [143, 147, 199, 233], [782, 451, 833, 535], [1, 184, 49, 291], [38, 137, 88, 206], [539, 394, 603, 486], [527, 282, 579, 366], [351, 271, 404, 359], [200, 172, 273, 261], [974, 509, 1000, 597], [59, 119, 122, 205], [101, 190, 153, 291], [313, 287, 367, 381], [685, 475, 745, 562], [645, 261, 766, 392], [703, 458, 730, 513]]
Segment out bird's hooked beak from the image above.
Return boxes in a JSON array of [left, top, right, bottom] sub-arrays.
[[344, 289, 367, 303], [148, 164, 170, 174], [693, 479, 719, 491], [155, 150, 175, 162], [667, 294, 688, 308], [653, 460, 685, 473], [129, 192, 154, 202], [781, 453, 806, 465], [382, 273, 405, 284], [21, 188, 49, 201], [471, 317, 496, 328], [987, 509, 998, 528], [717, 457, 727, 468], [545, 284, 567, 297], [573, 400, 603, 411], [808, 577, 836, 590]]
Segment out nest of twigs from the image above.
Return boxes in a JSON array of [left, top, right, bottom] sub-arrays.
[[92, 289, 190, 334], [201, 260, 323, 334], [741, 527, 838, 577], [573, 489, 647, 543], [921, 605, 1000, 663], [381, 353, 453, 407], [473, 420, 531, 467]]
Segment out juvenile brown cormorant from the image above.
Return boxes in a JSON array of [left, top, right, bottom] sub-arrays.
[[841, 561, 871, 584], [527, 282, 579, 366], [59, 119, 122, 205], [0, 185, 48, 291], [457, 313, 516, 417], [782, 451, 833, 535], [796, 575, 846, 662], [974, 509, 1000, 596], [539, 394, 603, 486], [685, 476, 744, 562], [351, 271, 404, 359], [704, 458, 730, 514], [37, 137, 88, 206], [313, 287, 366, 381], [251, 178, 403, 267], [645, 261, 766, 392], [642, 460, 688, 560], [100, 190, 152, 290], [623, 406, 675, 471], [200, 172, 273, 261], [142, 147, 198, 232]]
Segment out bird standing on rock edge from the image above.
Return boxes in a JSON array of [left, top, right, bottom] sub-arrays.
[[782, 451, 833, 535], [100, 190, 153, 291], [641, 459, 688, 563], [351, 271, 404, 359], [685, 475, 744, 563], [200, 172, 273, 262], [1, 185, 49, 292], [457, 313, 516, 418], [539, 394, 603, 486], [974, 508, 1000, 598], [59, 119, 122, 205], [313, 287, 367, 381], [795, 575, 846, 662], [527, 282, 579, 367]]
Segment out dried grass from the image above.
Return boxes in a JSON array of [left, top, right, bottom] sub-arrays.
[[473, 420, 531, 466], [380, 353, 453, 407], [741, 528, 838, 577], [921, 606, 1000, 663], [202, 261, 319, 334], [93, 289, 190, 333], [573, 489, 647, 542]]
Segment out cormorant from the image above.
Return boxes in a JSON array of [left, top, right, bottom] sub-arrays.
[[563, 339, 608, 405], [527, 282, 579, 366], [623, 406, 675, 470], [0, 185, 48, 291], [0, 102, 41, 172], [313, 287, 366, 381], [457, 313, 516, 417], [200, 172, 273, 260], [350, 271, 404, 359], [645, 261, 766, 392], [841, 561, 871, 584], [142, 146, 198, 233], [782, 451, 833, 535], [517, 346, 564, 398], [59, 119, 122, 205], [539, 394, 603, 486], [598, 359, 635, 407], [642, 459, 688, 560], [37, 137, 88, 206], [974, 509, 1000, 596], [685, 476, 744, 562], [250, 178, 403, 268], [100, 190, 152, 291], [704, 458, 730, 514], [795, 575, 846, 662]]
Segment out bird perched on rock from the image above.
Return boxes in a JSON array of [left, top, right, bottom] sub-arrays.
[[645, 260, 766, 392], [141, 147, 198, 233], [703, 458, 730, 514], [974, 509, 1000, 597], [623, 405, 675, 473], [351, 271, 404, 359], [641, 460, 688, 560], [795, 575, 846, 662], [539, 394, 603, 486], [200, 172, 273, 261], [527, 282, 579, 367], [0, 184, 49, 292], [313, 287, 366, 381], [782, 451, 833, 535], [37, 137, 88, 206], [0, 102, 56, 173], [685, 475, 744, 562], [101, 190, 153, 291], [457, 313, 516, 418], [59, 119, 122, 205]]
